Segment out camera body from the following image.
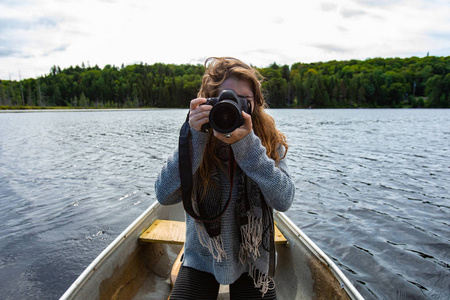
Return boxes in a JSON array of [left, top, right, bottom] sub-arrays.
[[201, 89, 252, 134]]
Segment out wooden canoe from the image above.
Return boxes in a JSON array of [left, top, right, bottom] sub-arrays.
[[60, 201, 364, 300]]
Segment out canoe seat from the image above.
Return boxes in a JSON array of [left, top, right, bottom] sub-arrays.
[[139, 219, 186, 245], [139, 219, 287, 245]]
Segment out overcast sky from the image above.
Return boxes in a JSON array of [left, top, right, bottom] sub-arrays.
[[1, 0, 449, 80]]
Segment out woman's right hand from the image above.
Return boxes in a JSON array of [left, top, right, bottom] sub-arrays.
[[189, 98, 211, 132]]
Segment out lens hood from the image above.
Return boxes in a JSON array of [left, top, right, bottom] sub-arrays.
[[200, 89, 251, 134], [209, 100, 243, 134]]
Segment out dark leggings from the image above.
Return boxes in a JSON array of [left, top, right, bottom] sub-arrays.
[[169, 266, 277, 300]]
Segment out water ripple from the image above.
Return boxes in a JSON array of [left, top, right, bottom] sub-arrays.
[[0, 109, 449, 299]]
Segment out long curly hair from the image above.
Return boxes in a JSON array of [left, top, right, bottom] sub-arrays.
[[197, 57, 288, 185]]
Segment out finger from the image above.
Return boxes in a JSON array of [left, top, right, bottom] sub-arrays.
[[189, 111, 209, 125], [189, 106, 210, 122], [242, 111, 252, 129], [190, 98, 207, 110], [213, 130, 228, 142], [189, 103, 211, 131]]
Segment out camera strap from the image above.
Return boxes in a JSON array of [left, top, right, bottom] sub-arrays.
[[178, 115, 235, 223]]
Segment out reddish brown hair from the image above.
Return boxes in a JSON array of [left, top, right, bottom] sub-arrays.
[[197, 57, 288, 184]]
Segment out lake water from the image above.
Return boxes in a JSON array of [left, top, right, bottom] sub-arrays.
[[0, 109, 448, 300]]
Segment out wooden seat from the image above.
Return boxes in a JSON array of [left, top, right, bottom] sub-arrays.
[[274, 222, 288, 245], [139, 219, 287, 245], [139, 219, 186, 244]]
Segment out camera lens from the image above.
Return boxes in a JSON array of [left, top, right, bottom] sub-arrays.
[[209, 101, 241, 134]]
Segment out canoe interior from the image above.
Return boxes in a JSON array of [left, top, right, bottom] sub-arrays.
[[273, 213, 352, 300], [62, 202, 360, 300]]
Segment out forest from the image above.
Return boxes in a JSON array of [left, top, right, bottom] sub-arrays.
[[1, 55, 449, 109]]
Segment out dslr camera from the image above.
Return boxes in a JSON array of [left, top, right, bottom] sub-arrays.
[[201, 89, 252, 134]]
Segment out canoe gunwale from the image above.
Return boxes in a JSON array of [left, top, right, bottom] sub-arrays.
[[274, 211, 364, 300], [60, 201, 161, 300]]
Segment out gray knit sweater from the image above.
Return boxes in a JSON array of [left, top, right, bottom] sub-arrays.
[[155, 128, 295, 285]]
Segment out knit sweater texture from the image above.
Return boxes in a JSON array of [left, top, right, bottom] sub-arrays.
[[155, 128, 295, 285]]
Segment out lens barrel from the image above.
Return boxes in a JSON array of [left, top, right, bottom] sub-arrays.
[[209, 100, 243, 134]]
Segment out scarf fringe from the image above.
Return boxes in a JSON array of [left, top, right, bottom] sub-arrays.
[[195, 221, 227, 262], [248, 263, 275, 297], [239, 213, 263, 263]]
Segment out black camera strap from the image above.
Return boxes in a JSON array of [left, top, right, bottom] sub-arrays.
[[178, 116, 235, 223]]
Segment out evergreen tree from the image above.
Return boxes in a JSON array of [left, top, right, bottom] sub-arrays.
[[1, 56, 449, 109]]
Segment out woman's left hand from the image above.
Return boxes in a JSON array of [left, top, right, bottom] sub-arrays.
[[214, 111, 252, 144]]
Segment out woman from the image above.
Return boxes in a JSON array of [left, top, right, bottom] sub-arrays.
[[155, 57, 294, 299]]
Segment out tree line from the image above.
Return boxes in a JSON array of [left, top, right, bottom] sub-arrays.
[[1, 56, 449, 109]]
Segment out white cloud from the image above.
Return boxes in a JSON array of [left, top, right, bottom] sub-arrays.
[[0, 0, 449, 80]]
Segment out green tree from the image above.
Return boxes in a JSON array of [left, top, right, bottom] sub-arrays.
[[2, 55, 449, 109]]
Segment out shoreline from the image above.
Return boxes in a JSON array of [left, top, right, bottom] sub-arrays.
[[0, 107, 169, 113], [1, 108, 448, 113]]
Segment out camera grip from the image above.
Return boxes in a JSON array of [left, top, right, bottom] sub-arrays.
[[199, 98, 216, 132], [201, 122, 211, 132]]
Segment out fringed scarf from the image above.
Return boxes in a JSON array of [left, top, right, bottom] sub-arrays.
[[178, 118, 276, 296], [192, 147, 277, 296]]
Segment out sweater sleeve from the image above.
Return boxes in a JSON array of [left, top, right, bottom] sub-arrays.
[[155, 128, 209, 205], [231, 131, 295, 212]]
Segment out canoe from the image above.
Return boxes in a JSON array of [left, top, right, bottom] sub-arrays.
[[60, 201, 364, 300]]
